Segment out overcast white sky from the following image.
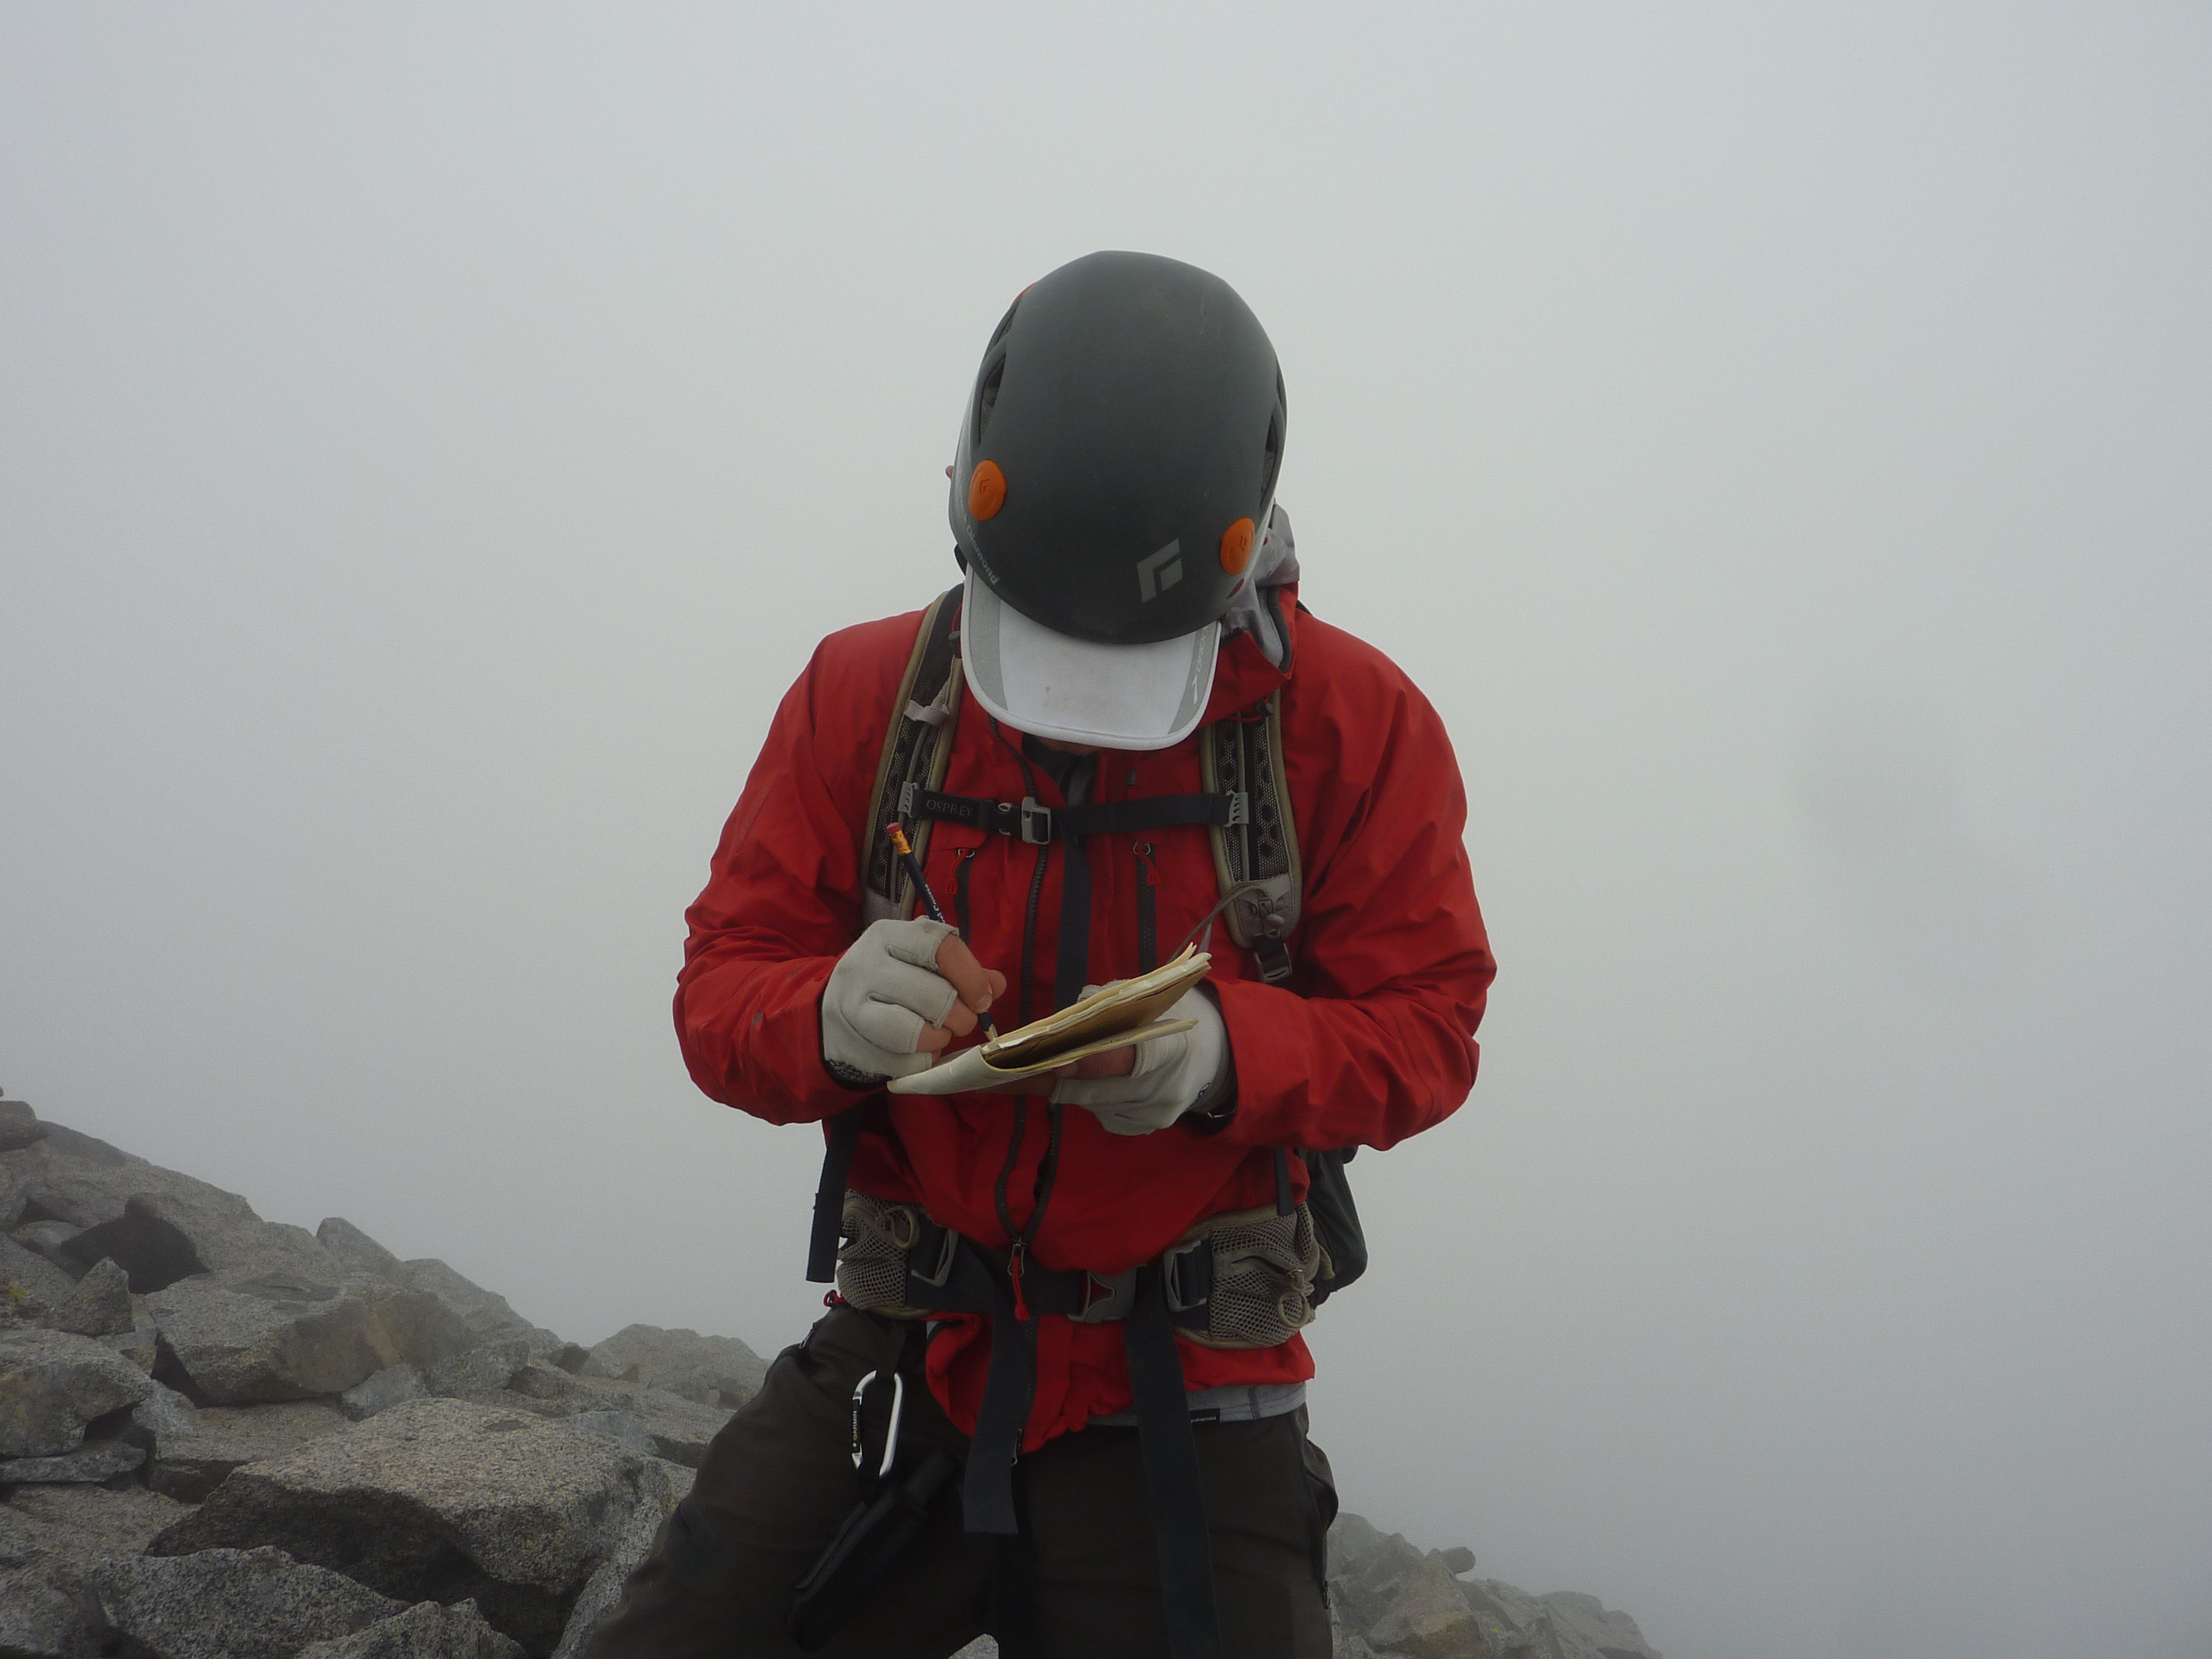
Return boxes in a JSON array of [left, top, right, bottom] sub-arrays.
[[4, 7, 2208, 1656]]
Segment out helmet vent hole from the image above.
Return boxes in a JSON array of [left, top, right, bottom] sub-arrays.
[[974, 357, 1007, 449], [1261, 411, 1282, 504], [987, 298, 1021, 352]]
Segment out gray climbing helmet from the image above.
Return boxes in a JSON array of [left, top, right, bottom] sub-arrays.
[[947, 250, 1286, 747]]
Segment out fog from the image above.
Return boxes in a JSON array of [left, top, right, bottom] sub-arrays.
[[4, 7, 2208, 1655]]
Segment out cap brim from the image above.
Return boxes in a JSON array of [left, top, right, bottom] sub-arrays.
[[960, 570, 1219, 752]]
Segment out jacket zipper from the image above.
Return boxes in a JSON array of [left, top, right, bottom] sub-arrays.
[[1133, 841, 1159, 973], [953, 846, 977, 943], [1016, 843, 1048, 1030]]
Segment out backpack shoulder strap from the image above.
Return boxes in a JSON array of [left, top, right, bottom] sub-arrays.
[[860, 585, 967, 925], [810, 586, 964, 1285], [1198, 689, 1302, 983]]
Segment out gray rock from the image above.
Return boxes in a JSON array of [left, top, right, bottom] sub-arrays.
[[425, 1341, 530, 1398], [501, 1366, 730, 1469], [92, 1544, 406, 1659], [1437, 1546, 1476, 1577], [0, 1129, 342, 1292], [0, 1329, 155, 1456], [0, 1176, 30, 1234], [315, 1217, 407, 1281], [547, 1456, 689, 1659], [0, 1236, 78, 1318], [0, 1501, 57, 1568], [1327, 1514, 1487, 1659], [1453, 1583, 1532, 1657], [141, 1399, 350, 1504], [1460, 1584, 1659, 1659], [298, 1599, 529, 1659], [340, 1364, 429, 1421], [501, 1362, 580, 1406], [0, 1102, 42, 1154], [63, 1195, 339, 1296], [561, 1412, 656, 1458], [2, 1482, 193, 1563], [397, 1260, 539, 1347], [148, 1397, 671, 1656], [0, 1555, 111, 1657], [15, 1224, 85, 1279], [147, 1269, 470, 1404], [39, 1258, 133, 1338], [1367, 1566, 1489, 1658], [123, 1378, 199, 1447], [583, 1325, 765, 1410], [102, 1319, 159, 1375], [543, 1344, 591, 1376], [1541, 1592, 1660, 1659], [610, 1390, 729, 1470], [1328, 1511, 1392, 1578], [0, 1435, 145, 1486]]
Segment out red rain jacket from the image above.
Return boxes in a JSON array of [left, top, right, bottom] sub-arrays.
[[677, 590, 1493, 1449]]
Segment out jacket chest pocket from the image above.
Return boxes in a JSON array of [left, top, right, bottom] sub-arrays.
[[921, 827, 989, 942]]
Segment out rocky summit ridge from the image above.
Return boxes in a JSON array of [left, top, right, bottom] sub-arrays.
[[0, 1093, 1661, 1659]]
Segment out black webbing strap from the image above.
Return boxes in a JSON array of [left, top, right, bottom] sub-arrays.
[[805, 1105, 871, 1284], [962, 1283, 1036, 1537], [1127, 1264, 1224, 1659], [930, 1219, 1215, 1552], [1054, 805, 1093, 1014], [909, 789, 1242, 844]]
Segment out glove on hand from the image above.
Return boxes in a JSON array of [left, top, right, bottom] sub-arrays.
[[821, 917, 962, 1087], [1051, 987, 1230, 1135]]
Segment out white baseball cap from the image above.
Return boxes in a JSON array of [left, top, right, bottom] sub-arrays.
[[959, 568, 1220, 751]]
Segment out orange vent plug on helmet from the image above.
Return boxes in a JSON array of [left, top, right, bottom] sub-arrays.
[[1219, 517, 1256, 575], [969, 460, 1007, 521]]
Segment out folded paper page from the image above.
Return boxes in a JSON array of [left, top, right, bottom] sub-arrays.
[[886, 948, 1210, 1096]]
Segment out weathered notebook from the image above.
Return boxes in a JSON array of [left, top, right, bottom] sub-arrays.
[[885, 947, 1210, 1096]]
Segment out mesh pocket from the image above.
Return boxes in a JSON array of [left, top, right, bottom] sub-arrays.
[[835, 1191, 932, 1319], [1182, 1204, 1323, 1351]]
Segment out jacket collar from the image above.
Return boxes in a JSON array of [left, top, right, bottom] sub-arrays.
[[1201, 581, 1297, 723]]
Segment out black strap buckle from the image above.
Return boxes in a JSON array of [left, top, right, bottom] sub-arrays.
[[1160, 1239, 1212, 1315], [1070, 1266, 1139, 1324], [907, 1224, 959, 1291], [1019, 797, 1053, 844]]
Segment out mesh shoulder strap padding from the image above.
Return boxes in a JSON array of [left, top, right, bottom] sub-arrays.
[[860, 586, 967, 925], [1198, 689, 1302, 982]]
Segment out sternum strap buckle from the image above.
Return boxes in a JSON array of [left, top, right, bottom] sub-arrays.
[[1070, 1266, 1139, 1324]]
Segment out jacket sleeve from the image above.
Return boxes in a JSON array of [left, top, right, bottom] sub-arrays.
[[1207, 651, 1494, 1153], [674, 622, 906, 1124]]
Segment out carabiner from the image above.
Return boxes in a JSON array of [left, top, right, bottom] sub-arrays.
[[848, 1369, 906, 1481]]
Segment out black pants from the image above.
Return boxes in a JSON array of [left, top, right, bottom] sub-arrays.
[[584, 1306, 1336, 1659]]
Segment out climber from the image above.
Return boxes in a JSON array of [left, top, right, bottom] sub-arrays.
[[587, 250, 1495, 1659]]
